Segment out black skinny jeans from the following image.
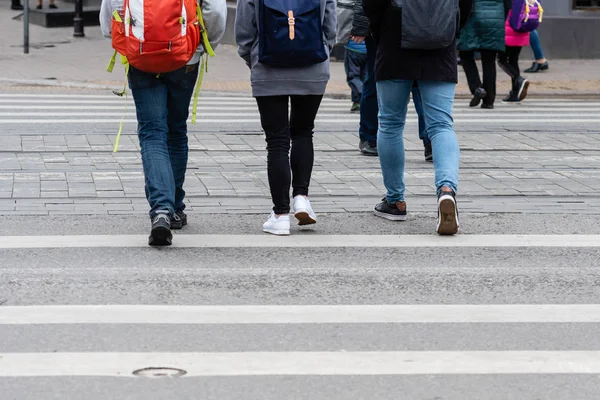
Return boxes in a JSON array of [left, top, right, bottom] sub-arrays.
[[256, 95, 323, 215], [459, 50, 498, 106], [498, 46, 523, 93]]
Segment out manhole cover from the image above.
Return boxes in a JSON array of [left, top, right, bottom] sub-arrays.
[[132, 367, 187, 378]]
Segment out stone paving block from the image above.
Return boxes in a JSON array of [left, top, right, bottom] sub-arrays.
[[96, 191, 125, 198]]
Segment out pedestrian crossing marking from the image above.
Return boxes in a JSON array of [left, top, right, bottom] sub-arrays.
[[0, 93, 599, 126], [1, 234, 599, 249], [2, 351, 600, 377], [2, 304, 600, 324]]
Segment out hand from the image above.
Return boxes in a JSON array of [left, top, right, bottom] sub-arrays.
[[351, 35, 366, 44]]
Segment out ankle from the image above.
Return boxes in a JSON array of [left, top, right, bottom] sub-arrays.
[[537, 58, 547, 64]]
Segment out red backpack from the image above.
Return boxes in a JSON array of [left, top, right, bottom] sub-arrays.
[[110, 0, 205, 73]]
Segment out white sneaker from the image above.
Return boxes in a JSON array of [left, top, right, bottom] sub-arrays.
[[437, 191, 460, 235], [293, 195, 317, 225], [263, 212, 290, 236]]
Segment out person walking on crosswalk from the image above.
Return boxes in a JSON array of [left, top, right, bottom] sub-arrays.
[[364, 0, 472, 235], [100, 0, 226, 245], [235, 0, 337, 236], [458, 0, 508, 109]]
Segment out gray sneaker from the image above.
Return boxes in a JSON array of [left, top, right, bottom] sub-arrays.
[[359, 140, 378, 156], [171, 210, 187, 230], [149, 213, 172, 246]]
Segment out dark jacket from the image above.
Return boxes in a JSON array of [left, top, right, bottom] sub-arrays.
[[363, 0, 473, 83], [458, 0, 511, 52], [351, 0, 370, 37]]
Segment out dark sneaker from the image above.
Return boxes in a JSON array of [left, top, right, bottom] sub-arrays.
[[49, 3, 57, 8], [437, 190, 459, 235], [171, 210, 187, 230], [359, 140, 378, 156], [469, 87, 487, 108], [374, 198, 407, 221], [502, 91, 520, 103], [481, 103, 494, 109], [424, 143, 433, 162], [516, 77, 530, 101], [524, 61, 549, 73], [149, 214, 172, 246], [11, 3, 24, 10], [350, 102, 360, 113]]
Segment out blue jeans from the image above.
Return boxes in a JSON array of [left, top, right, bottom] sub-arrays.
[[376, 80, 459, 203], [530, 29, 544, 61], [344, 49, 367, 103], [411, 86, 429, 146], [128, 63, 199, 218], [359, 37, 378, 142]]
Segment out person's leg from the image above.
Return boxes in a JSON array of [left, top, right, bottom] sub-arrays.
[[129, 66, 174, 219], [376, 79, 412, 204], [345, 50, 364, 105], [459, 51, 482, 94], [289, 94, 323, 225], [412, 85, 432, 162], [289, 95, 323, 198], [417, 81, 459, 196], [256, 95, 292, 215], [498, 47, 521, 99], [164, 62, 199, 219], [129, 66, 174, 245], [508, 46, 522, 88], [411, 85, 428, 146], [524, 30, 549, 72], [507, 46, 529, 100], [479, 50, 497, 107], [417, 80, 460, 235], [530, 30, 545, 62], [359, 37, 379, 144]]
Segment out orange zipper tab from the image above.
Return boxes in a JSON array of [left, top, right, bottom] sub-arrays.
[[288, 10, 295, 40]]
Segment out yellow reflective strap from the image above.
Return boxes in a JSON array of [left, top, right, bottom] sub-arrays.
[[107, 50, 117, 73], [191, 56, 206, 125], [113, 62, 130, 153], [197, 5, 215, 57], [112, 10, 122, 22]]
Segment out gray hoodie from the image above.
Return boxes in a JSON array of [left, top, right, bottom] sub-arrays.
[[100, 0, 227, 65], [235, 0, 337, 97]]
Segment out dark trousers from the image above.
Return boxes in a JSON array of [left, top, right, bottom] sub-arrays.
[[498, 46, 523, 93], [256, 95, 323, 215], [344, 49, 367, 103], [359, 37, 378, 142], [459, 50, 498, 106]]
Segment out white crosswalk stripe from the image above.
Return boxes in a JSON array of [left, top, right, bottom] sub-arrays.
[[1, 93, 599, 127], [1, 233, 600, 380]]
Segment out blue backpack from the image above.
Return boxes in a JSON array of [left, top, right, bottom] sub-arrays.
[[258, 0, 328, 68]]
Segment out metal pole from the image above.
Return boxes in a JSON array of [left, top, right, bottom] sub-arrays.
[[23, 0, 29, 54], [73, 0, 84, 37]]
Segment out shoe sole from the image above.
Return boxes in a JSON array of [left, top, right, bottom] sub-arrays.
[[374, 210, 407, 221], [360, 151, 378, 157], [263, 228, 290, 236], [518, 80, 530, 101], [294, 210, 317, 226], [437, 196, 459, 236], [149, 226, 173, 246]]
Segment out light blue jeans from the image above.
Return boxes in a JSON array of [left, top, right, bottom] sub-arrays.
[[376, 79, 459, 203]]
